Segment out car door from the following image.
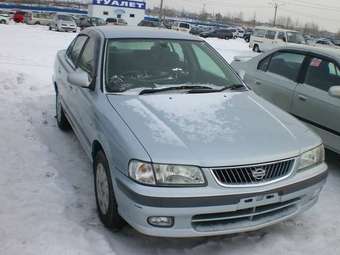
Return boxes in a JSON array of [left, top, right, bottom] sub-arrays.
[[291, 56, 340, 152], [263, 30, 277, 51], [69, 33, 100, 152], [61, 35, 88, 127], [245, 51, 306, 112]]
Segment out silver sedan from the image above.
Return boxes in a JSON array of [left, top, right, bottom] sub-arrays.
[[232, 46, 340, 154], [53, 27, 327, 237]]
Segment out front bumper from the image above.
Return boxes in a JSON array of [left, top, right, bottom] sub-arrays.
[[114, 163, 327, 237], [59, 26, 76, 32]]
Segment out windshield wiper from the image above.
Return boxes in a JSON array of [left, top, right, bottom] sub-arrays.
[[187, 84, 246, 94], [139, 85, 216, 95]]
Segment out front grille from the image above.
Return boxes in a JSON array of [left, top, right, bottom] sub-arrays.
[[212, 158, 295, 186], [192, 197, 301, 232]]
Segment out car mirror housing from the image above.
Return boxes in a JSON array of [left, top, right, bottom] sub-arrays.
[[328, 86, 340, 98], [67, 69, 91, 89]]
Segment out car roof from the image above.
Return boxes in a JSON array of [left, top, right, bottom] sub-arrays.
[[254, 26, 298, 33], [90, 26, 203, 41], [275, 45, 340, 62]]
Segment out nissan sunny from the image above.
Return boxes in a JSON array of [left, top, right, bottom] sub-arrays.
[[53, 26, 327, 237]]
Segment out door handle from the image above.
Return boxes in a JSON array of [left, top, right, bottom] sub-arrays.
[[255, 80, 262, 85], [298, 95, 307, 101]]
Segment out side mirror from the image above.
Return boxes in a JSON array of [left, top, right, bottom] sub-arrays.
[[329, 86, 340, 98], [282, 37, 287, 42], [67, 69, 91, 88]]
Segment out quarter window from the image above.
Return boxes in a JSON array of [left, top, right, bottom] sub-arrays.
[[267, 52, 305, 81], [68, 35, 88, 66], [304, 57, 340, 91]]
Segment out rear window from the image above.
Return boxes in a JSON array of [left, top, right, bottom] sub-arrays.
[[105, 39, 241, 92]]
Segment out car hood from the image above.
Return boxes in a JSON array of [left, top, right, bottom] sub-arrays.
[[107, 91, 321, 167]]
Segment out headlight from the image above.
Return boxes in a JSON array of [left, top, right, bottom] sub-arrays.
[[298, 145, 325, 171], [129, 160, 205, 186]]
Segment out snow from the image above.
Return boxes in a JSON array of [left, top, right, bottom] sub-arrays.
[[0, 24, 339, 255]]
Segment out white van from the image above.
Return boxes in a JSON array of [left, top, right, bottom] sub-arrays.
[[249, 26, 306, 52], [172, 22, 191, 32]]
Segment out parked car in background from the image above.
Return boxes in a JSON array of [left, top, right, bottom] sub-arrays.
[[79, 16, 105, 30], [13, 11, 26, 23], [189, 25, 210, 35], [331, 39, 340, 47], [250, 27, 306, 52], [0, 13, 10, 24], [314, 38, 339, 49], [106, 17, 127, 26], [138, 19, 161, 27], [53, 26, 327, 237], [236, 28, 245, 38], [172, 21, 191, 32], [200, 28, 235, 39], [25, 12, 52, 25], [231, 46, 340, 154], [49, 14, 77, 32]]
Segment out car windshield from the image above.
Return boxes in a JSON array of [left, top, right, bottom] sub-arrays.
[[105, 39, 242, 93], [58, 15, 73, 21], [287, 32, 305, 44]]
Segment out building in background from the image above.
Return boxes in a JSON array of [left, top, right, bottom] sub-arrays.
[[88, 0, 146, 26]]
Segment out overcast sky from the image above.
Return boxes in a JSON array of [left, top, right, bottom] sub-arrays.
[[147, 0, 340, 32]]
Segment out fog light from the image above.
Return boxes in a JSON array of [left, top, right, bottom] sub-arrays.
[[147, 216, 174, 227]]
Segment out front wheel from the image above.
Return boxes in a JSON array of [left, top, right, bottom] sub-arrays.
[[56, 93, 70, 130], [94, 151, 125, 230]]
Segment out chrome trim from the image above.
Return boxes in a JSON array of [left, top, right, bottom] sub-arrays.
[[210, 157, 298, 188]]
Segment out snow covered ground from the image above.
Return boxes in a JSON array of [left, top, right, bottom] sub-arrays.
[[0, 24, 339, 255]]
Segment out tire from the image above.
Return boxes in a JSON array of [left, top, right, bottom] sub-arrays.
[[35, 21, 40, 25], [253, 44, 261, 52], [49, 25, 52, 30], [56, 93, 71, 130], [94, 151, 125, 230], [0, 20, 5, 24]]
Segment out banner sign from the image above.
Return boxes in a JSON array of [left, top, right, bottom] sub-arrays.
[[92, 0, 146, 10]]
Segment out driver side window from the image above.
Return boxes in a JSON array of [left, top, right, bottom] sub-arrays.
[[67, 35, 88, 66]]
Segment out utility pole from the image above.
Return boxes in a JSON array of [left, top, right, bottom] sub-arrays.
[[273, 2, 278, 26], [159, 0, 164, 23]]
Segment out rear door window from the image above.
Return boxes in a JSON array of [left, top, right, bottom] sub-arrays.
[[265, 30, 276, 40], [304, 57, 340, 91], [267, 52, 305, 81]]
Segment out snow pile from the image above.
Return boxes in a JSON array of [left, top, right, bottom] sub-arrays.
[[0, 24, 339, 255]]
